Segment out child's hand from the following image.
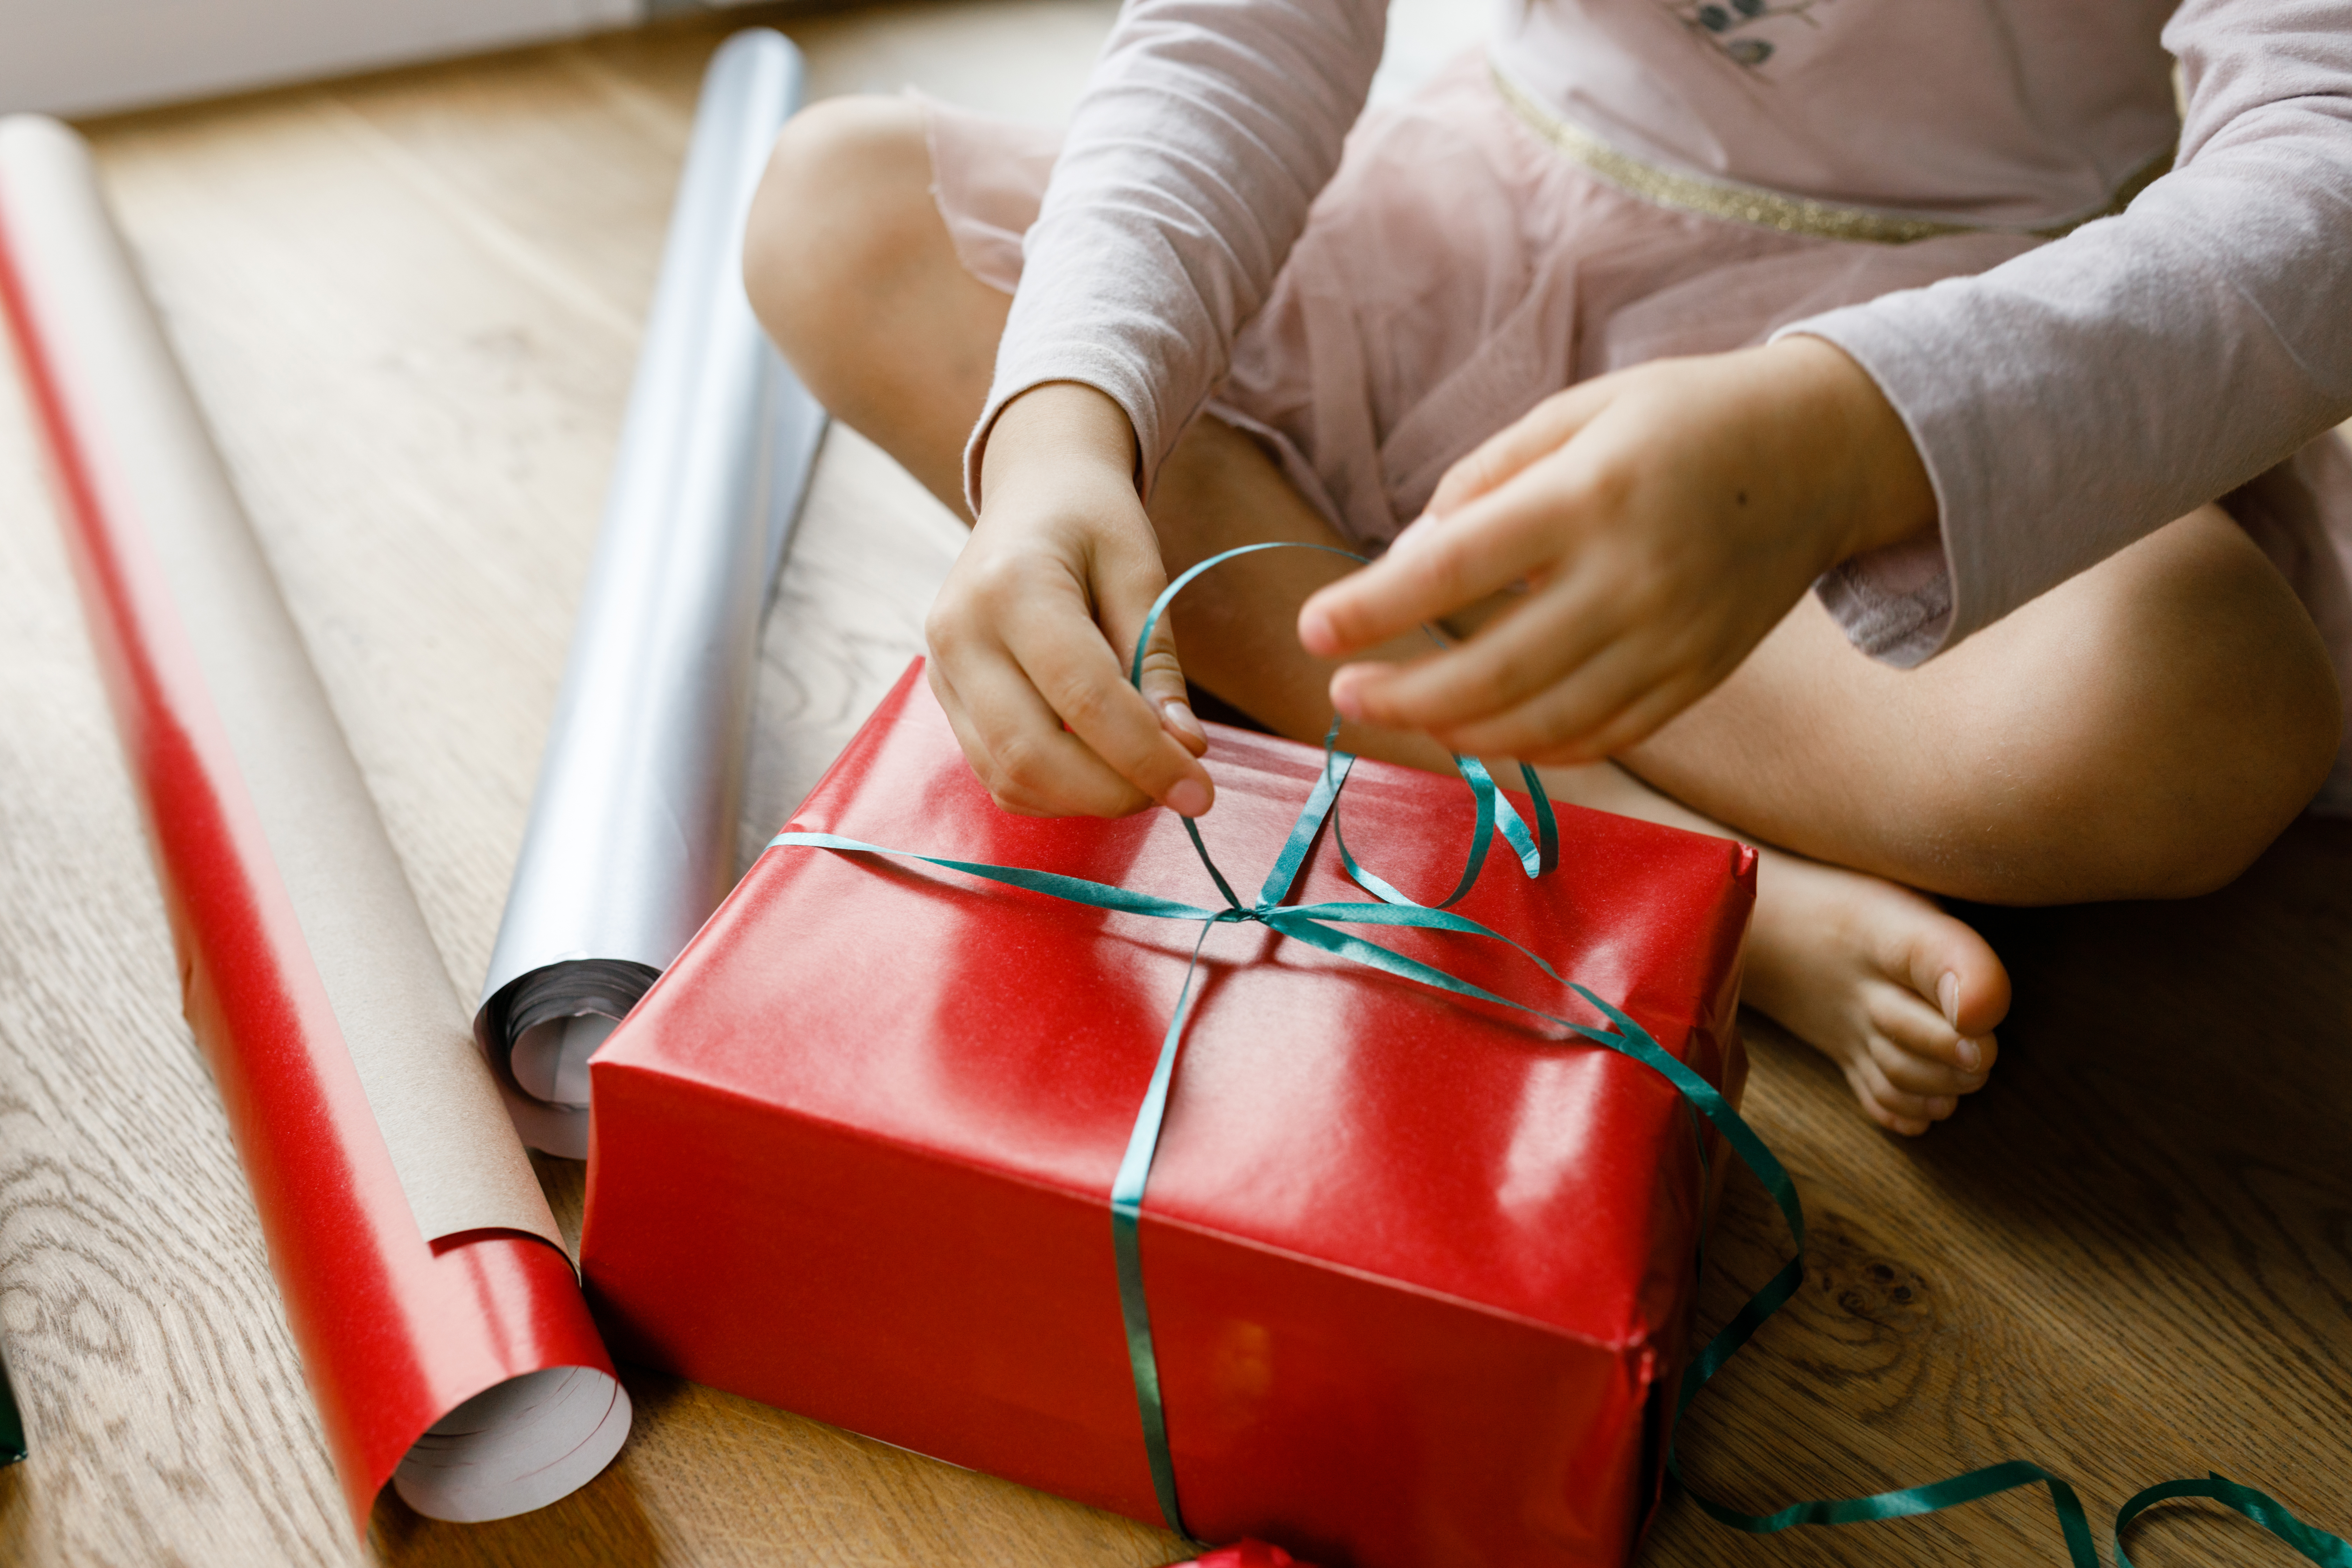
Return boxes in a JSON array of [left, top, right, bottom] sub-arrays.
[[1295, 337, 1937, 762], [925, 382, 1216, 818]]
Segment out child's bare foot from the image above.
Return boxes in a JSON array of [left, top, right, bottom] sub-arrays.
[[1737, 844, 2009, 1135], [1522, 761, 2007, 1135]]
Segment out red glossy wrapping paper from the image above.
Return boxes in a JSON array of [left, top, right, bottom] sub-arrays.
[[0, 118, 618, 1527], [583, 660, 1754, 1567]]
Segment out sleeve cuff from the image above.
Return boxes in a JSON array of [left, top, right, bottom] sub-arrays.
[[962, 362, 1203, 518], [1771, 320, 1968, 667], [1809, 530, 1955, 670]]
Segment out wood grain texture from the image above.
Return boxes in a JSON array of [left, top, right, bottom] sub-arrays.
[[0, 6, 2346, 1565], [1647, 846, 2352, 1568]]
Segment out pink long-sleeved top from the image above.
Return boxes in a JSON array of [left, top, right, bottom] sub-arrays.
[[974, 0, 2352, 665]]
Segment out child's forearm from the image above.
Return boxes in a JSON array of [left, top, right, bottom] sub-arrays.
[[1788, 336, 1940, 565], [979, 382, 1138, 501]]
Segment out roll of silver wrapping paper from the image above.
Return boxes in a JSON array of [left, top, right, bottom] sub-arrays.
[[477, 28, 825, 1158]]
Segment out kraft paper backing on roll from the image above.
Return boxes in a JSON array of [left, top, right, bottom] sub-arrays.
[[0, 112, 630, 1527]]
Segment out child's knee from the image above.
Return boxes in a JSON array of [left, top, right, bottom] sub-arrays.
[[2143, 517, 2338, 880], [2006, 514, 2341, 901], [744, 95, 932, 349], [2149, 572, 2341, 895]]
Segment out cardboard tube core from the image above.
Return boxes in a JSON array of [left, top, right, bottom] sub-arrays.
[[393, 1366, 633, 1523]]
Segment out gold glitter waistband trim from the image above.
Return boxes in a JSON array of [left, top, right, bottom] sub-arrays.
[[1491, 64, 2171, 246]]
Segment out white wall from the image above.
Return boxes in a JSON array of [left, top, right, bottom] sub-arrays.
[[0, 0, 1491, 125], [1367, 0, 1490, 107], [0, 0, 642, 118]]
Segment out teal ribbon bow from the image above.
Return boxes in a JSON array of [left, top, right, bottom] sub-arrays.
[[771, 543, 2347, 1564]]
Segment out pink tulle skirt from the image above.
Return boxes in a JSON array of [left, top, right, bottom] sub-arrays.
[[920, 51, 2352, 811]]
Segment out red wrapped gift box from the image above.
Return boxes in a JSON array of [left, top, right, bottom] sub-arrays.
[[581, 659, 1755, 1567]]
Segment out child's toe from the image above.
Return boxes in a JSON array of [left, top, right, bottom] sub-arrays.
[[1858, 1091, 1932, 1137], [1888, 904, 2012, 1041], [1849, 1058, 1949, 1131], [1868, 1033, 1986, 1097], [1866, 980, 1995, 1079]]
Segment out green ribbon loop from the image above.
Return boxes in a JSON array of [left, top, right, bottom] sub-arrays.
[[1678, 1455, 2099, 1564], [770, 542, 2344, 1562], [1259, 751, 1352, 908], [2115, 1475, 2352, 1567]]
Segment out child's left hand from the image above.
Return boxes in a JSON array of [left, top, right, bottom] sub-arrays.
[[1295, 336, 1938, 762]]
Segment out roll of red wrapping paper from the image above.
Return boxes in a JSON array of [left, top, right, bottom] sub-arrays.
[[0, 115, 629, 1527]]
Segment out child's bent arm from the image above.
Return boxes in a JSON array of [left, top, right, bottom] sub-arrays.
[[962, 0, 1386, 516], [934, 0, 1382, 819], [1310, 0, 2352, 763]]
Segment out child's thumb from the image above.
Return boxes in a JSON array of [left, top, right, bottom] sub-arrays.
[[1097, 534, 1209, 760], [1133, 614, 1208, 757]]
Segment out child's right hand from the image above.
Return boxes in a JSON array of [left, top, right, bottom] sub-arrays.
[[1295, 338, 1938, 763], [924, 381, 1216, 819]]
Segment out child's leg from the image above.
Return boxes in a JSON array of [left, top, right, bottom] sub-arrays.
[[1623, 513, 2342, 906], [746, 96, 2338, 1135], [746, 96, 1003, 520]]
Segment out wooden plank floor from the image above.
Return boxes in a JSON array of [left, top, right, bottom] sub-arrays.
[[1, 7, 2346, 1564]]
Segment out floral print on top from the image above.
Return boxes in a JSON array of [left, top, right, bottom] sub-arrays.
[[1665, 0, 1835, 74]]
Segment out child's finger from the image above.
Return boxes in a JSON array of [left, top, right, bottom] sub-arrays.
[[1329, 568, 1613, 735], [1297, 475, 1571, 658], [1423, 626, 1662, 761], [1137, 631, 1209, 757], [1423, 381, 1611, 518], [1093, 536, 1210, 759], [933, 649, 1148, 818], [1001, 602, 1214, 817]]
